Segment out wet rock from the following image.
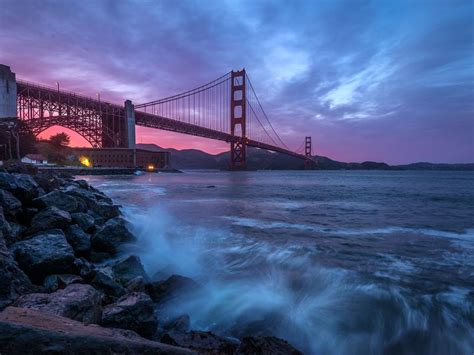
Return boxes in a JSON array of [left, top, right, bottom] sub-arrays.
[[91, 268, 126, 300], [236, 336, 302, 355], [13, 173, 41, 202], [26, 206, 71, 235], [163, 314, 191, 333], [64, 224, 91, 256], [92, 201, 121, 220], [71, 212, 95, 232], [160, 331, 239, 354], [125, 276, 147, 293], [147, 275, 200, 303], [0, 189, 22, 217], [0, 231, 34, 310], [32, 190, 79, 213], [102, 292, 157, 338], [72, 258, 96, 281], [111, 255, 148, 285], [10, 232, 76, 283], [13, 283, 102, 324], [91, 217, 136, 255], [43, 274, 84, 292], [0, 172, 18, 191], [0, 307, 193, 354]]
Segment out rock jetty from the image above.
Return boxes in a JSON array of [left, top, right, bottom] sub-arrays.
[[0, 165, 301, 354]]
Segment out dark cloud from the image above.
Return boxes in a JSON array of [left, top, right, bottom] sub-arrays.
[[0, 0, 472, 163]]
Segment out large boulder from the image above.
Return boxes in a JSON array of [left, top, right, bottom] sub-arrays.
[[91, 217, 136, 255], [0, 307, 193, 354], [236, 336, 302, 355], [91, 268, 126, 300], [64, 224, 91, 256], [43, 274, 84, 293], [26, 206, 71, 235], [64, 186, 120, 220], [33, 172, 63, 193], [0, 189, 22, 217], [0, 231, 34, 310], [32, 190, 79, 213], [111, 255, 148, 285], [146, 275, 200, 303], [10, 232, 76, 283], [0, 172, 18, 191], [13, 173, 41, 202], [102, 292, 157, 338], [71, 212, 95, 233], [13, 284, 102, 324], [160, 331, 239, 354]]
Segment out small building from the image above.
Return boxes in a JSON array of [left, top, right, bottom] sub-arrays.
[[74, 148, 170, 170], [21, 154, 48, 165]]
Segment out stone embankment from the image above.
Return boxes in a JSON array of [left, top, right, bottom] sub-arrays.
[[0, 165, 301, 354]]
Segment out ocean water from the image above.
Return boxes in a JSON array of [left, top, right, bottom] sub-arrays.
[[84, 170, 474, 354]]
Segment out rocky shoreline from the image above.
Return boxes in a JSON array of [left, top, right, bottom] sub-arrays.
[[0, 165, 301, 354]]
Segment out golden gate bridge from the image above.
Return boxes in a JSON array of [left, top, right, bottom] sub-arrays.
[[7, 65, 314, 169]]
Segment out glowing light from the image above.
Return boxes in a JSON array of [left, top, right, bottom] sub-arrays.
[[79, 156, 92, 167], [147, 164, 155, 171]]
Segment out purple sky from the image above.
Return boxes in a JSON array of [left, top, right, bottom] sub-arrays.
[[1, 0, 473, 164]]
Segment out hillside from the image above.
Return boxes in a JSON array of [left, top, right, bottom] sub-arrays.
[[137, 144, 474, 171]]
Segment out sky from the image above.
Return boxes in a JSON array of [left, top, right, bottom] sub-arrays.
[[0, 0, 473, 164]]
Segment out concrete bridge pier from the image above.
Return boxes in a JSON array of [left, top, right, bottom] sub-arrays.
[[0, 64, 17, 119], [124, 99, 136, 166]]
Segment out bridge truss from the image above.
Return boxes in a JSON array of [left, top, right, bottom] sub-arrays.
[[16, 69, 315, 169]]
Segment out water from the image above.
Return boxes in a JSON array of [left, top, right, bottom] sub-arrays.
[[84, 170, 474, 354]]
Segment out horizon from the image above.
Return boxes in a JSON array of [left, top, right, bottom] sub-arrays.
[[1, 0, 473, 164]]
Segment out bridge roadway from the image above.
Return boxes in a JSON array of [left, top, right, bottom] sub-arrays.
[[16, 81, 306, 160]]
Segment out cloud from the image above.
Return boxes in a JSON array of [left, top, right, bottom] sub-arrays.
[[0, 0, 472, 163]]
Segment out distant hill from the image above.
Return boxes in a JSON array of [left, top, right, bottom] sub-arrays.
[[136, 144, 474, 171]]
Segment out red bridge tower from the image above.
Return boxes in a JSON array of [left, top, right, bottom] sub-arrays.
[[230, 70, 247, 170]]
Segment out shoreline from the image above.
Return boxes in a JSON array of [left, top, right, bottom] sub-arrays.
[[0, 164, 301, 354]]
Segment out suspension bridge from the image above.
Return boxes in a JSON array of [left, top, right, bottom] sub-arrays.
[[1, 64, 315, 169]]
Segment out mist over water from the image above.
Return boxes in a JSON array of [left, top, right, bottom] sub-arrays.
[[85, 171, 474, 354]]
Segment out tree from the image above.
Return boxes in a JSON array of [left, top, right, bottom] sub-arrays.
[[49, 132, 70, 147]]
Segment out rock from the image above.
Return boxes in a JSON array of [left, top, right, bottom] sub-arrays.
[[0, 231, 34, 310], [102, 292, 157, 338], [0, 189, 22, 217], [32, 190, 79, 213], [73, 257, 96, 281], [91, 217, 136, 255], [126, 276, 147, 293], [71, 212, 95, 232], [146, 275, 200, 303], [0, 307, 193, 354], [64, 186, 119, 219], [92, 201, 121, 220], [13, 173, 41, 202], [10, 232, 76, 283], [13, 284, 102, 324], [111, 255, 148, 285], [26, 206, 71, 235], [0, 172, 18, 191], [64, 224, 91, 256], [0, 207, 13, 244], [163, 314, 191, 333], [7, 222, 24, 245], [236, 336, 302, 355], [91, 268, 126, 300], [160, 331, 239, 354], [43, 274, 84, 293], [33, 172, 62, 193]]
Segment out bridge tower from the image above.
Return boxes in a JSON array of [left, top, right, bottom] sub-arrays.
[[304, 136, 315, 170], [0, 65, 17, 119], [230, 69, 247, 170]]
